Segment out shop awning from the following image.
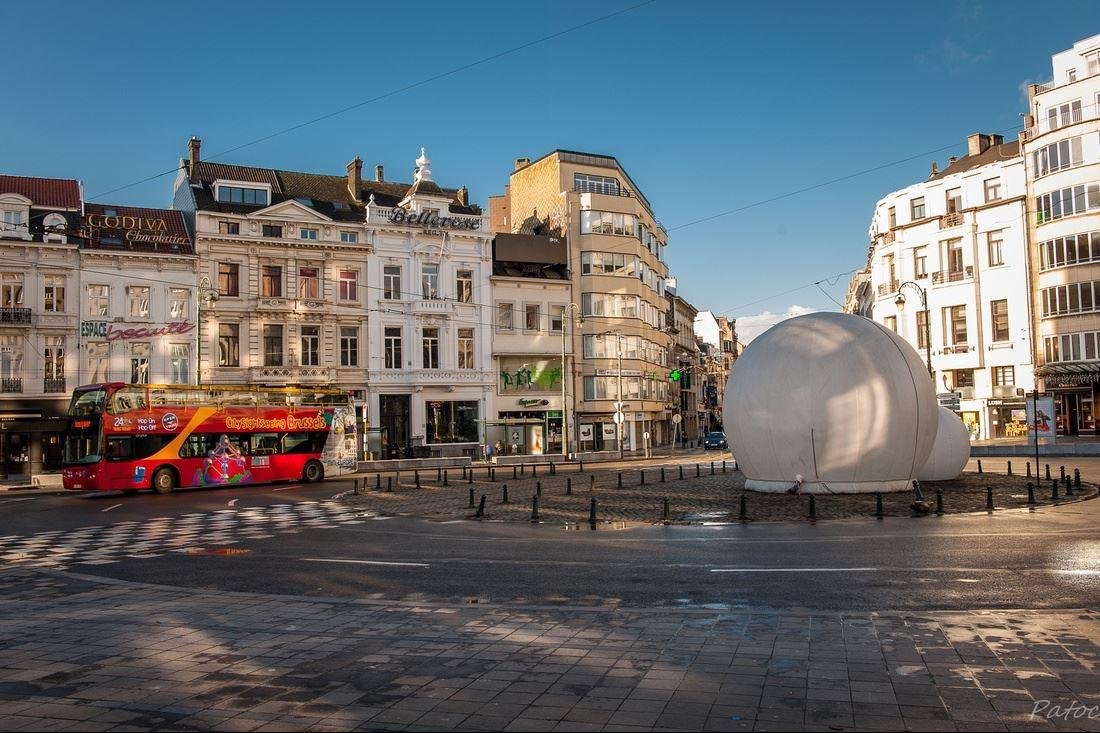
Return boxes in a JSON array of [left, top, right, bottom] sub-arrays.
[[1036, 362, 1100, 376]]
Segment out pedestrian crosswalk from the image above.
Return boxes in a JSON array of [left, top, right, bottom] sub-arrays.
[[0, 500, 369, 570]]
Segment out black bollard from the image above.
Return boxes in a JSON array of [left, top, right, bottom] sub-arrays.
[[443, 469, 449, 487], [353, 478, 360, 496], [661, 467, 666, 483], [536, 481, 542, 497], [468, 487, 475, 508], [662, 497, 670, 521], [1075, 468, 1082, 492], [513, 466, 518, 479], [566, 477, 572, 496], [1027, 462, 1032, 478], [739, 495, 747, 521], [1064, 475, 1072, 496], [502, 484, 510, 504], [722, 460, 726, 473], [462, 466, 467, 480], [617, 473, 622, 488], [468, 469, 473, 485], [679, 465, 684, 480], [1052, 478, 1060, 500], [550, 463, 556, 476], [437, 467, 442, 482], [696, 464, 701, 478], [415, 470, 421, 489], [986, 486, 994, 511], [589, 475, 595, 492], [875, 492, 884, 518], [530, 495, 540, 522], [376, 474, 381, 490], [977, 459, 983, 474], [1060, 465, 1066, 481], [532, 464, 538, 478], [520, 464, 526, 477], [640, 470, 645, 486], [491, 467, 496, 482], [1007, 460, 1013, 476], [387, 476, 393, 492], [589, 497, 597, 525], [710, 461, 715, 475], [935, 489, 944, 515], [1046, 463, 1051, 481], [475, 494, 486, 518], [808, 495, 817, 520], [1027, 482, 1036, 505], [579, 459, 584, 473]]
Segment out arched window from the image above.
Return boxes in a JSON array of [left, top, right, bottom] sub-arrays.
[[43, 213, 67, 243]]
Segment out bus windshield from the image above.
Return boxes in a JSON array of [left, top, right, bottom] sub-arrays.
[[63, 432, 101, 465], [68, 388, 106, 417]]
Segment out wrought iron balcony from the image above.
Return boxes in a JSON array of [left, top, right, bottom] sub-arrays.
[[0, 308, 32, 324], [939, 212, 964, 229], [931, 266, 973, 284], [1, 378, 23, 393], [876, 280, 900, 297], [43, 377, 66, 393]]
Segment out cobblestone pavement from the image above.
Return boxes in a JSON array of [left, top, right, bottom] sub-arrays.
[[0, 568, 1096, 732], [344, 461, 1099, 524]]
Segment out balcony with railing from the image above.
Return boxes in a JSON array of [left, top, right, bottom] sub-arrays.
[[876, 280, 900, 297], [882, 230, 896, 244], [1, 378, 23, 393], [43, 377, 66, 393], [1023, 98, 1090, 140], [931, 266, 973, 285], [938, 212, 964, 229], [410, 298, 454, 316], [942, 344, 971, 355], [248, 366, 334, 383], [0, 307, 32, 325]]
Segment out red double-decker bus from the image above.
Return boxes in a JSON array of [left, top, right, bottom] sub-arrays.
[[62, 383, 358, 494]]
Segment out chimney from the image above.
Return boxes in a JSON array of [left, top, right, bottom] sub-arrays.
[[188, 137, 201, 168], [967, 132, 994, 157], [948, 156, 958, 165], [514, 157, 530, 171], [375, 164, 384, 183], [930, 161, 939, 177], [347, 156, 362, 201], [457, 186, 469, 207]]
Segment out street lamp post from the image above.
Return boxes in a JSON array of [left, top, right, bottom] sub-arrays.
[[196, 276, 219, 387], [894, 281, 933, 379], [560, 303, 582, 458]]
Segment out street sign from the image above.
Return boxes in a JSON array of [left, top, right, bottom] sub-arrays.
[[612, 411, 625, 424], [672, 414, 682, 424]]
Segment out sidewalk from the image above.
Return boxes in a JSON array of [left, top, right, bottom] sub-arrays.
[[0, 473, 63, 493], [0, 568, 1096, 732], [971, 436, 1100, 457]]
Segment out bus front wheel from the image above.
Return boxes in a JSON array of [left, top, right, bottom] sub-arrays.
[[303, 460, 324, 483], [152, 467, 176, 495]]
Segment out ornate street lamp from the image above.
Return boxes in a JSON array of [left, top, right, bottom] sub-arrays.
[[894, 281, 933, 379], [196, 276, 220, 386]]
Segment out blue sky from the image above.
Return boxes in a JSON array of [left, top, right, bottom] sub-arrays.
[[4, 1, 1099, 329]]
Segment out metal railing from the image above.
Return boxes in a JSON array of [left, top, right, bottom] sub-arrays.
[[931, 266, 973, 284], [1, 378, 23, 393], [43, 377, 65, 393], [939, 212, 964, 229], [876, 280, 899, 297], [0, 307, 32, 324]]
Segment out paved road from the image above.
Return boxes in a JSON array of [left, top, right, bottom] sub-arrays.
[[1, 456, 1097, 611], [1, 454, 1098, 732]]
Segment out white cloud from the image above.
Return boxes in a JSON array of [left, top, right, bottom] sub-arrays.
[[735, 305, 816, 344]]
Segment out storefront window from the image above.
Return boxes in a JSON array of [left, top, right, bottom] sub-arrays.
[[426, 400, 479, 444]]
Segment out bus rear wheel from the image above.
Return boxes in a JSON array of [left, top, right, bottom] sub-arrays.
[[152, 467, 176, 494], [303, 460, 324, 483]]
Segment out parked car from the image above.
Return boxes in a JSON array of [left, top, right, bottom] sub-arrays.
[[703, 431, 728, 450]]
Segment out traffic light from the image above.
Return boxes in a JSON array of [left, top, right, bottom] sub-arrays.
[[669, 370, 682, 382]]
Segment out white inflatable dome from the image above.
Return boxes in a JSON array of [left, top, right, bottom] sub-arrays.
[[918, 407, 970, 481], [725, 312, 938, 494]]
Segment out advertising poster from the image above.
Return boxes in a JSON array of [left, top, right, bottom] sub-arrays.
[[579, 424, 594, 442], [1026, 396, 1056, 439], [601, 423, 617, 440]]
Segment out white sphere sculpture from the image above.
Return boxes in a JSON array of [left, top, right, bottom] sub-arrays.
[[918, 407, 970, 481], [725, 312, 938, 494]]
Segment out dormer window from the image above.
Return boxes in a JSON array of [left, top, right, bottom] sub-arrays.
[[1, 210, 26, 236], [215, 183, 270, 206], [43, 213, 67, 243]]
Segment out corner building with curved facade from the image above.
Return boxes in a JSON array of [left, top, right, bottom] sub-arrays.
[[489, 151, 672, 452]]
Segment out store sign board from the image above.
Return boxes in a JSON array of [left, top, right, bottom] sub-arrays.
[[388, 207, 481, 230], [1043, 372, 1100, 387], [83, 213, 190, 246], [81, 320, 195, 342]]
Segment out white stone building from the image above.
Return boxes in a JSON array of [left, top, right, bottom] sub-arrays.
[[867, 133, 1034, 440], [363, 150, 494, 459], [487, 233, 572, 457], [1023, 33, 1100, 435]]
